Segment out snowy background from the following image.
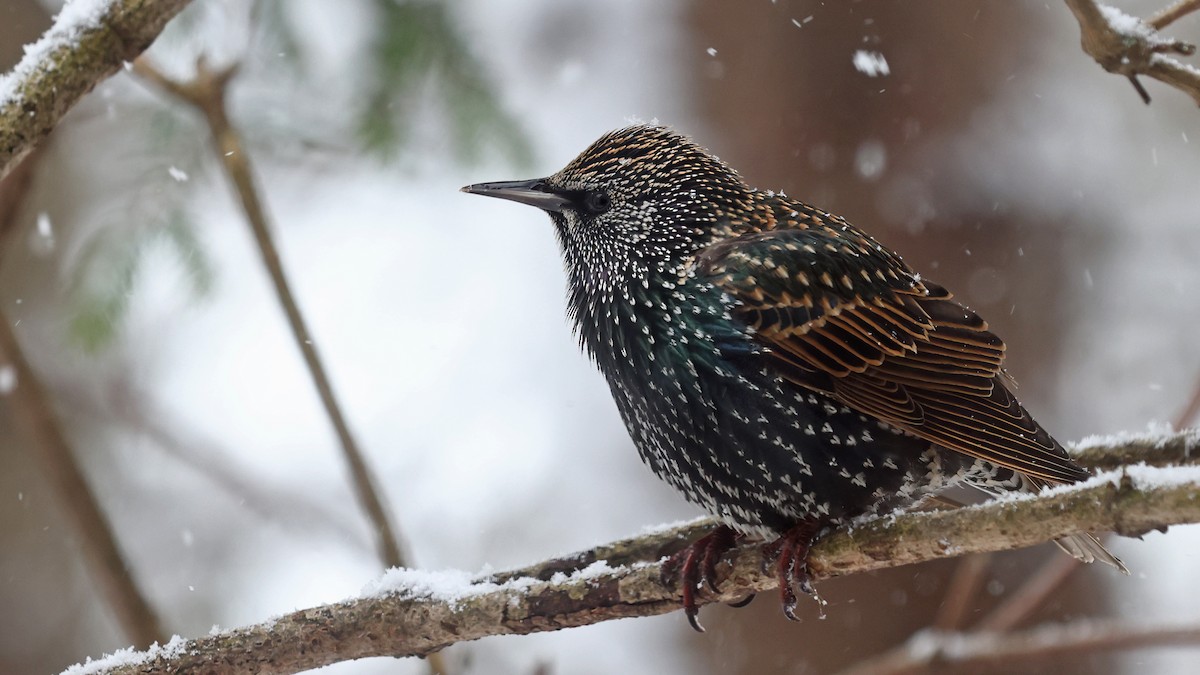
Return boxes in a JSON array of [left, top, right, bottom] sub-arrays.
[[1, 1, 1198, 673]]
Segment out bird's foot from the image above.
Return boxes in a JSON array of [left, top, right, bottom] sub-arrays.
[[762, 520, 823, 621], [661, 525, 741, 632]]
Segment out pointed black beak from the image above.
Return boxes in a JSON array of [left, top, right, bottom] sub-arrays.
[[460, 179, 571, 213]]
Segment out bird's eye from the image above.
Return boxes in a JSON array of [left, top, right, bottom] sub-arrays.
[[583, 190, 612, 214]]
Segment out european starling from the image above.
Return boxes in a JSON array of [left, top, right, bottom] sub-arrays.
[[462, 125, 1126, 629]]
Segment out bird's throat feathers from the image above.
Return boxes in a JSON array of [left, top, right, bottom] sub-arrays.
[[557, 224, 745, 390]]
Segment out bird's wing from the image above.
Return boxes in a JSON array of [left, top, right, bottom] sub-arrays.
[[697, 227, 1088, 484]]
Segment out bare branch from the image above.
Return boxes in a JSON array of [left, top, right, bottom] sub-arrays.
[[1069, 427, 1199, 471], [130, 56, 413, 571], [836, 619, 1200, 675], [932, 554, 991, 632], [973, 553, 1080, 633], [1064, 0, 1200, 106], [1175, 374, 1200, 429], [1149, 0, 1200, 29], [0, 0, 195, 180], [0, 137, 166, 649], [0, 314, 167, 648], [63, 443, 1200, 675]]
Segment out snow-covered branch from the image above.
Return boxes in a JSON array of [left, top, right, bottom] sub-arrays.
[[1064, 0, 1200, 105], [66, 430, 1200, 675], [0, 0, 194, 181]]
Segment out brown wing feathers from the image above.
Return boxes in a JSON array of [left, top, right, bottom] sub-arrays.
[[700, 228, 1089, 485]]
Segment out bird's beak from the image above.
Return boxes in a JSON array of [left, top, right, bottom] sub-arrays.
[[460, 179, 571, 213]]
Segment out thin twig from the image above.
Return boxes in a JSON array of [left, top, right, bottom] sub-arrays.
[[974, 553, 1081, 632], [932, 554, 991, 632], [130, 57, 411, 570], [0, 147, 40, 258], [0, 144, 167, 649], [835, 528, 1084, 674], [836, 619, 1200, 675], [1175, 376, 1200, 428], [51, 376, 371, 549], [60, 462, 1200, 675], [129, 54, 452, 675], [1149, 0, 1200, 29], [0, 319, 168, 650]]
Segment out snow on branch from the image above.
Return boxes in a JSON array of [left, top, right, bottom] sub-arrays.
[[65, 429, 1200, 675], [0, 0, 195, 181], [1064, 0, 1200, 105]]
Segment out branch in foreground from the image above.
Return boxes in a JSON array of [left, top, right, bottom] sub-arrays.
[[0, 0, 195, 181], [66, 446, 1200, 675]]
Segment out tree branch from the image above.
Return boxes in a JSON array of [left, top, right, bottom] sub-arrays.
[[0, 311, 168, 649], [0, 131, 166, 650], [835, 428, 1200, 674], [1149, 0, 1200, 30], [0, 0, 195, 181], [1064, 0, 1200, 106], [64, 431, 1200, 675], [1069, 426, 1198, 471], [130, 56, 413, 571], [836, 619, 1200, 675]]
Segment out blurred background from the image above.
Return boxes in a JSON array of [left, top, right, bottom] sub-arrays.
[[1, 0, 1198, 673]]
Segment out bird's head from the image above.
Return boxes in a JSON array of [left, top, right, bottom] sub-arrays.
[[462, 125, 751, 297]]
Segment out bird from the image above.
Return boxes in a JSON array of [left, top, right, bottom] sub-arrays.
[[461, 124, 1126, 630]]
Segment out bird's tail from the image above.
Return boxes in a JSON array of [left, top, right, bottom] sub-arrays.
[[956, 468, 1129, 574], [1021, 474, 1129, 574], [1052, 532, 1128, 574]]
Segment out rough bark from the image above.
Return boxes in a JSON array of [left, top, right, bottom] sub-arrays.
[[0, 0, 195, 180]]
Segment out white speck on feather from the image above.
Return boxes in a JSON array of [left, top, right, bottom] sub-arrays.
[[853, 50, 890, 77], [168, 166, 189, 182]]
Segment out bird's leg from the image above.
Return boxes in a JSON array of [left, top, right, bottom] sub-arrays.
[[661, 524, 740, 632], [762, 519, 822, 621]]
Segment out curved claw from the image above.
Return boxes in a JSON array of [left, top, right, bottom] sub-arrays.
[[763, 519, 821, 622], [727, 593, 756, 609], [661, 525, 740, 631]]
